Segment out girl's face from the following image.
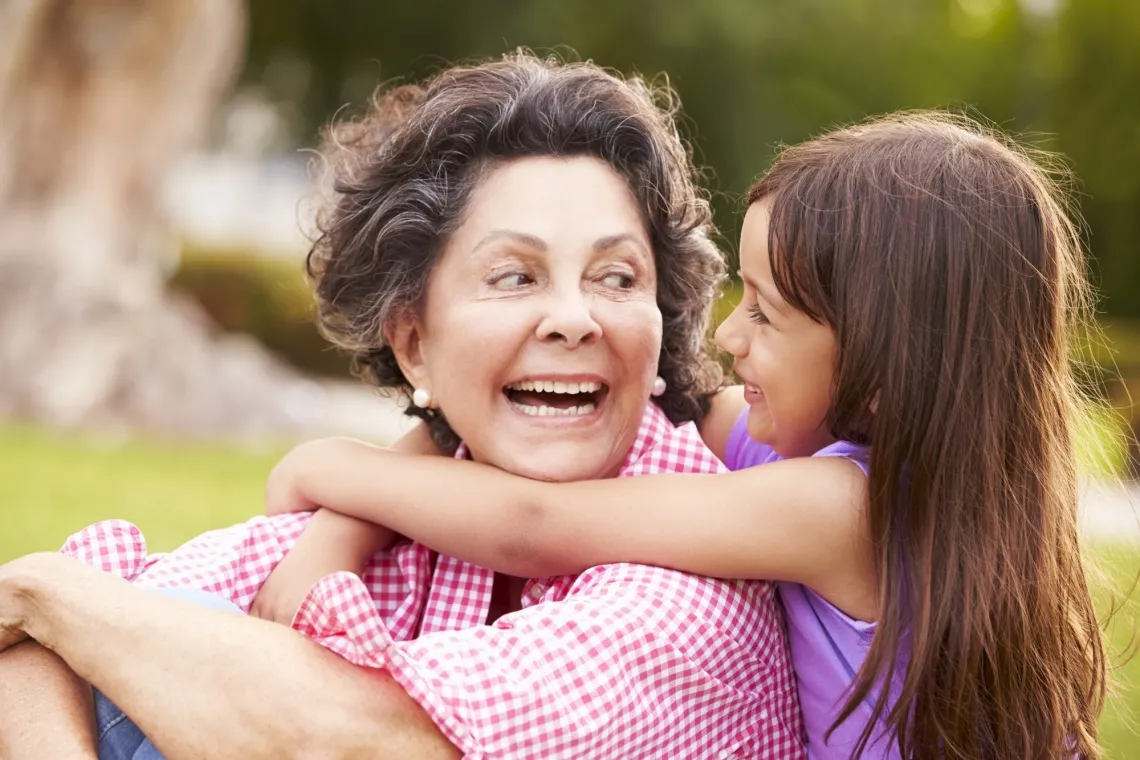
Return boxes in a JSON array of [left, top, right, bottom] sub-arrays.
[[715, 202, 839, 458]]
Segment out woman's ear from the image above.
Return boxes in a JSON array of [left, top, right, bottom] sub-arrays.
[[385, 319, 432, 398]]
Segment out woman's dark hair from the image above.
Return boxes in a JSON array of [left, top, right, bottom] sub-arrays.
[[307, 51, 725, 452], [750, 111, 1106, 759]]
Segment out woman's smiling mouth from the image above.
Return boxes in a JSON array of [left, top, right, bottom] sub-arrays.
[[503, 378, 609, 418]]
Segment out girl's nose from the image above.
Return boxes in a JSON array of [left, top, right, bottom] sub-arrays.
[[714, 301, 749, 358]]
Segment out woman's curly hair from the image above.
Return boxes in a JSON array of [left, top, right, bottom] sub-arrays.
[[307, 51, 726, 453]]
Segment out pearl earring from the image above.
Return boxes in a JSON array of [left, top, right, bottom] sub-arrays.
[[412, 388, 433, 408], [651, 376, 667, 397]]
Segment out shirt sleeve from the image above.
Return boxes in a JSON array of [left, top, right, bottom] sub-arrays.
[[293, 564, 804, 759], [59, 514, 314, 612], [59, 519, 157, 581], [810, 440, 870, 477]]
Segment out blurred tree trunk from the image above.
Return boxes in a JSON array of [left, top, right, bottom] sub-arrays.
[[0, 0, 312, 436]]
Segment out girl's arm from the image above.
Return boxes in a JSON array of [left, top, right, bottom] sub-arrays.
[[1, 552, 459, 760], [271, 437, 878, 622], [250, 423, 442, 624], [254, 391, 747, 627]]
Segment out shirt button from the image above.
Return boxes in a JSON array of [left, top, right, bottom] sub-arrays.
[[531, 582, 547, 596]]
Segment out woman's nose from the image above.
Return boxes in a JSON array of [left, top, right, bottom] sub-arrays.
[[536, 290, 602, 348]]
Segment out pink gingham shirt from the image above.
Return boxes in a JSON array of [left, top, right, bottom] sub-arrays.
[[61, 404, 805, 759]]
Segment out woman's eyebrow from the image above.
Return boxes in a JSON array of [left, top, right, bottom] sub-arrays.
[[472, 230, 547, 254], [593, 233, 651, 258]]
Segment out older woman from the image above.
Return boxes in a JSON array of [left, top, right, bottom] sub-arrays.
[[0, 53, 803, 759]]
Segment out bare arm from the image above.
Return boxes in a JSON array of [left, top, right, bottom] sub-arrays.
[[0, 641, 98, 759], [2, 552, 459, 760], [272, 437, 877, 622], [251, 422, 442, 624]]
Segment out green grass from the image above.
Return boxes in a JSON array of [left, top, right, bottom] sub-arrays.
[[1095, 544, 1140, 757], [0, 425, 288, 561], [1, 423, 1138, 754]]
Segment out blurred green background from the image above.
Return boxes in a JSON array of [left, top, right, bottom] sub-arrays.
[[241, 0, 1140, 315], [3, 0, 1140, 754], [187, 0, 1140, 452]]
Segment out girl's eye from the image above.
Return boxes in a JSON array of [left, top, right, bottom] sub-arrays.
[[747, 304, 769, 325], [601, 272, 635, 289], [491, 272, 534, 290]]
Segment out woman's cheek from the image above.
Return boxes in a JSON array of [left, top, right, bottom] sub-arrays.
[[606, 298, 662, 353]]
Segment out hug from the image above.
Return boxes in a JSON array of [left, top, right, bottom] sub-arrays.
[[0, 51, 1105, 760]]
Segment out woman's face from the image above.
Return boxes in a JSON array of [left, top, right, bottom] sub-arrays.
[[399, 156, 662, 481]]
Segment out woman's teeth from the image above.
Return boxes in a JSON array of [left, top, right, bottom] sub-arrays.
[[511, 402, 597, 417], [505, 380, 602, 394], [504, 379, 602, 417]]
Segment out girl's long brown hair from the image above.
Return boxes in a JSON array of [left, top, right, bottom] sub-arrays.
[[750, 112, 1107, 759]]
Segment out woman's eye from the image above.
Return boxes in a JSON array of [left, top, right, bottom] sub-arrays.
[[747, 304, 769, 325], [601, 272, 635, 289], [491, 272, 534, 290]]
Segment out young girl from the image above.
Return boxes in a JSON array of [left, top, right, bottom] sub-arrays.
[[256, 111, 1108, 759]]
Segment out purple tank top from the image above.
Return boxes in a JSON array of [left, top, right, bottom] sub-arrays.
[[724, 411, 901, 759]]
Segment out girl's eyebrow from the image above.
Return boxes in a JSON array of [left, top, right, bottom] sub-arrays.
[[756, 281, 789, 317], [737, 270, 788, 317]]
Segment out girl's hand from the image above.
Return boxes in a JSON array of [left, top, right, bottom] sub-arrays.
[[257, 437, 399, 624], [265, 436, 398, 517], [250, 509, 395, 625], [264, 439, 329, 516]]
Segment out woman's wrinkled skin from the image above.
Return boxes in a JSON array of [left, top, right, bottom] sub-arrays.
[[389, 156, 664, 482]]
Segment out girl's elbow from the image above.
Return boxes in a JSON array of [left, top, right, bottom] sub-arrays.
[[496, 499, 568, 576]]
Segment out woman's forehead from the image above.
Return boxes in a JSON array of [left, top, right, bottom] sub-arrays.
[[451, 156, 651, 249]]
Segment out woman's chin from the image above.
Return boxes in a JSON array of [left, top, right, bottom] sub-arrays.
[[455, 394, 641, 481], [504, 460, 617, 483], [485, 438, 626, 482]]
